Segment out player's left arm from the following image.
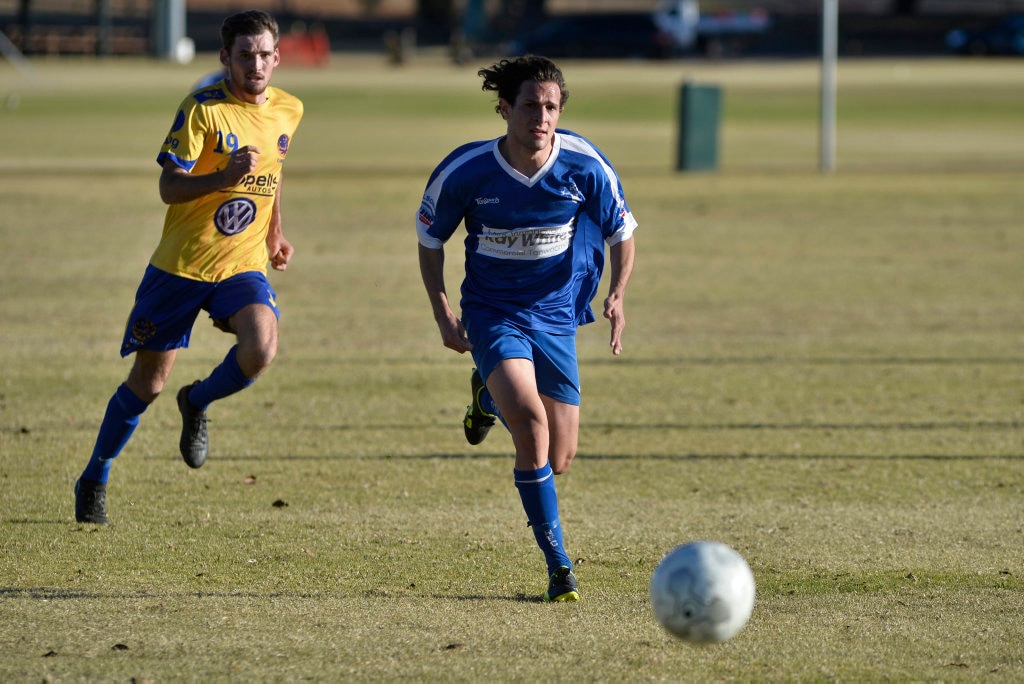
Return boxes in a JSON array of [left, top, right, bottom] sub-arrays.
[[604, 235, 635, 356], [267, 177, 293, 271]]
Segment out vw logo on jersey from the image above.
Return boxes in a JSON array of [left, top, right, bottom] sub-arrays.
[[214, 198, 258, 236]]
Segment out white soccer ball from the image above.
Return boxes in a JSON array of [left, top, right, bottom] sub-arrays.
[[650, 540, 756, 644]]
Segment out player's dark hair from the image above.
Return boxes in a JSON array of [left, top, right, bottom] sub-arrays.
[[478, 55, 569, 114], [221, 10, 280, 52]]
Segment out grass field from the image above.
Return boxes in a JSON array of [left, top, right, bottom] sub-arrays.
[[1, 52, 1023, 681]]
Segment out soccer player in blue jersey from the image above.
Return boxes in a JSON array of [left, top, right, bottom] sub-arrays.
[[417, 55, 637, 601], [73, 10, 303, 524]]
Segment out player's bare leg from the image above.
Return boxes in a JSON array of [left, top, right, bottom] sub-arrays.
[[229, 303, 279, 379], [542, 396, 579, 475], [126, 349, 177, 402], [486, 358, 549, 471]]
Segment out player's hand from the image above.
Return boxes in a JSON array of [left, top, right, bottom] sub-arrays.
[[604, 292, 626, 355], [268, 235, 293, 271], [437, 313, 473, 354], [224, 145, 261, 185]]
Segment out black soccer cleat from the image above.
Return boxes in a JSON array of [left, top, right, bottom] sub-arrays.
[[543, 566, 580, 602], [463, 368, 496, 446], [177, 382, 209, 468], [74, 477, 108, 524]]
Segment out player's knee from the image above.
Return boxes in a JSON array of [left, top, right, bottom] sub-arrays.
[[237, 342, 276, 379], [550, 449, 576, 475], [252, 346, 277, 376]]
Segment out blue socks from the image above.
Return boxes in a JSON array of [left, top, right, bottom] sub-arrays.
[[187, 346, 254, 409], [479, 385, 509, 430], [80, 383, 149, 483], [479, 385, 499, 417], [514, 463, 572, 574]]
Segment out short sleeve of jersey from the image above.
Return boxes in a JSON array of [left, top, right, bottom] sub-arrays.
[[157, 84, 225, 172], [559, 131, 637, 247], [416, 141, 492, 249]]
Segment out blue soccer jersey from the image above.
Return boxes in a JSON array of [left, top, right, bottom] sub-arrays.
[[416, 130, 637, 333]]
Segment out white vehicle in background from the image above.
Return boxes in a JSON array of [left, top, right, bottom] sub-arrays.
[[508, 0, 771, 60], [655, 0, 772, 56]]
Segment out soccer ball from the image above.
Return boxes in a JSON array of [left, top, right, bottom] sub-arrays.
[[650, 540, 756, 644]]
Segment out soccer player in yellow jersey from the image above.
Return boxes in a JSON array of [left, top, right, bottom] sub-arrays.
[[74, 10, 303, 524]]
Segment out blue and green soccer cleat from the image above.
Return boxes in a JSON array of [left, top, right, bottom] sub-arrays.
[[543, 566, 580, 602]]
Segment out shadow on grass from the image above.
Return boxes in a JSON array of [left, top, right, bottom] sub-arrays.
[[364, 588, 542, 603], [0, 587, 321, 599], [167, 418, 1021, 435], [583, 420, 1022, 431], [204, 449, 1023, 462], [4, 419, 1021, 439], [584, 356, 1024, 367], [180, 417, 1019, 432], [0, 586, 545, 603], [287, 355, 1024, 367]]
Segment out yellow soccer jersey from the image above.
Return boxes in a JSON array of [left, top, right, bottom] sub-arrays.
[[152, 79, 303, 282]]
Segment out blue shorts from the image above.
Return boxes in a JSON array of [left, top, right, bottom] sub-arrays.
[[464, 318, 580, 406], [120, 265, 279, 357]]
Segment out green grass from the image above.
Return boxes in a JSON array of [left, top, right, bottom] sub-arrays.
[[1, 53, 1023, 681]]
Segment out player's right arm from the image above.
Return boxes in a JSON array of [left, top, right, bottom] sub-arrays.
[[159, 145, 261, 205], [418, 243, 472, 354]]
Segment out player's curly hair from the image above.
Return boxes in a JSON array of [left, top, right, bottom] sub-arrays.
[[221, 10, 280, 52], [478, 55, 569, 114]]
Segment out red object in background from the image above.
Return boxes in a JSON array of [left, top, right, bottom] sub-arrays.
[[278, 26, 330, 67]]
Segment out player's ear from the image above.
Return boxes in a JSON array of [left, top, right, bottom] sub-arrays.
[[219, 48, 229, 67], [498, 99, 511, 119]]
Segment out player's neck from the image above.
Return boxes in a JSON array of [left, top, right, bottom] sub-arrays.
[[498, 137, 552, 177]]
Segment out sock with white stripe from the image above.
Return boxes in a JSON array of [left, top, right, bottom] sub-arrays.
[[514, 462, 572, 574]]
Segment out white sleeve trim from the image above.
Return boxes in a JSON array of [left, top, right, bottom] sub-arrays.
[[607, 213, 638, 246]]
